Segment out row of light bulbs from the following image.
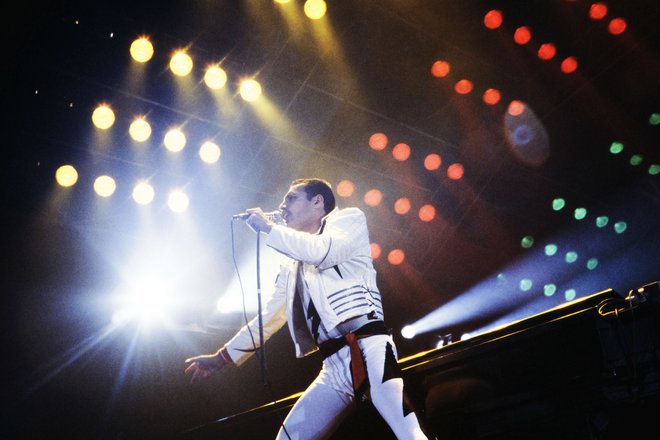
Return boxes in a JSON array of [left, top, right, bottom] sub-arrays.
[[130, 37, 265, 100], [56, 164, 192, 212], [91, 105, 222, 163], [126, 0, 329, 90]]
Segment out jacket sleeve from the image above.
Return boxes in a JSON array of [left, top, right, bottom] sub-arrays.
[[265, 207, 369, 270], [224, 269, 288, 366]]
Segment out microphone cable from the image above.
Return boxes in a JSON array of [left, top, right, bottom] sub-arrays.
[[230, 219, 292, 440]]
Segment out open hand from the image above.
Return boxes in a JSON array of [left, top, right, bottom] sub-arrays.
[[184, 352, 225, 384]]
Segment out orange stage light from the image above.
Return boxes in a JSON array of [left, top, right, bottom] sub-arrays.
[[364, 189, 383, 207], [387, 249, 405, 265], [336, 180, 355, 197], [394, 197, 411, 215], [392, 143, 411, 161], [369, 132, 388, 150], [482, 88, 501, 105], [454, 79, 473, 94], [424, 153, 442, 170], [370, 243, 382, 260], [418, 204, 436, 222], [447, 163, 464, 180], [508, 100, 526, 116], [431, 60, 451, 78]]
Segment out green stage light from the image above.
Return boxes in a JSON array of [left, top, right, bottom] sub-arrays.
[[543, 284, 556, 296], [596, 216, 609, 227], [614, 221, 627, 234], [609, 142, 624, 154], [574, 207, 587, 220], [552, 198, 565, 211], [630, 154, 643, 166], [586, 258, 599, 270], [521, 235, 534, 248]]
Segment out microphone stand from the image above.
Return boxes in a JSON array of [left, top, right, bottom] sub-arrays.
[[256, 233, 268, 386], [247, 219, 293, 439]]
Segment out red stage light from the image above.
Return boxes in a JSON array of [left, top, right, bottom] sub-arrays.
[[431, 60, 451, 78], [537, 43, 556, 60], [514, 26, 532, 45], [561, 56, 578, 74], [484, 10, 503, 29], [608, 18, 627, 35], [589, 3, 608, 20], [482, 88, 501, 105], [454, 79, 473, 94]]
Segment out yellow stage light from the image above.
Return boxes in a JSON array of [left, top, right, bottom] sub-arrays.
[[199, 141, 221, 164], [164, 128, 186, 152], [167, 190, 189, 213], [130, 37, 154, 63], [92, 104, 115, 129], [304, 0, 327, 19], [55, 165, 78, 187], [239, 79, 262, 102], [94, 175, 116, 197], [170, 51, 193, 76], [129, 117, 152, 142], [204, 65, 227, 89], [132, 181, 155, 205]]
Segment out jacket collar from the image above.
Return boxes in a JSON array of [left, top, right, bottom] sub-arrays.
[[318, 207, 339, 235]]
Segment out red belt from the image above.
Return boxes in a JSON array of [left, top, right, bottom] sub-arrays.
[[319, 321, 389, 404]]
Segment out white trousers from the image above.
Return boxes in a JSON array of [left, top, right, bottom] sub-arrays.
[[275, 335, 429, 440]]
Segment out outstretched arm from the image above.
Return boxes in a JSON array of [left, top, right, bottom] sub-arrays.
[[185, 266, 288, 381]]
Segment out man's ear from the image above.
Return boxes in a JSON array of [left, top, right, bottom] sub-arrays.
[[313, 194, 324, 209]]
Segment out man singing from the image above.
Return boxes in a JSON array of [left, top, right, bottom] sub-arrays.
[[185, 178, 428, 440]]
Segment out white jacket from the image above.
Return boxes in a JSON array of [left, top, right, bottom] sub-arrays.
[[225, 207, 384, 365]]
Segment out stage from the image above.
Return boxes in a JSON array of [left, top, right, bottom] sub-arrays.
[[180, 282, 660, 439]]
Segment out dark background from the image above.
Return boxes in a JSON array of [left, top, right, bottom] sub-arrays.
[[4, 1, 659, 439]]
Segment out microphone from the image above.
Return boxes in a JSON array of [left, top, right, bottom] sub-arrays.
[[232, 210, 284, 224], [232, 212, 252, 220]]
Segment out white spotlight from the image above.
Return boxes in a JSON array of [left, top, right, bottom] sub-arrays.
[[132, 181, 155, 205], [167, 190, 189, 213], [401, 325, 416, 339]]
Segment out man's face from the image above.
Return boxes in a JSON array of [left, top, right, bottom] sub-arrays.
[[278, 184, 322, 232]]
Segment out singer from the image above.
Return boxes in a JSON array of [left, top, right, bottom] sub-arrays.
[[185, 178, 429, 440]]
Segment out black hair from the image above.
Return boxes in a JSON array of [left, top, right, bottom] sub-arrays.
[[291, 178, 336, 214]]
